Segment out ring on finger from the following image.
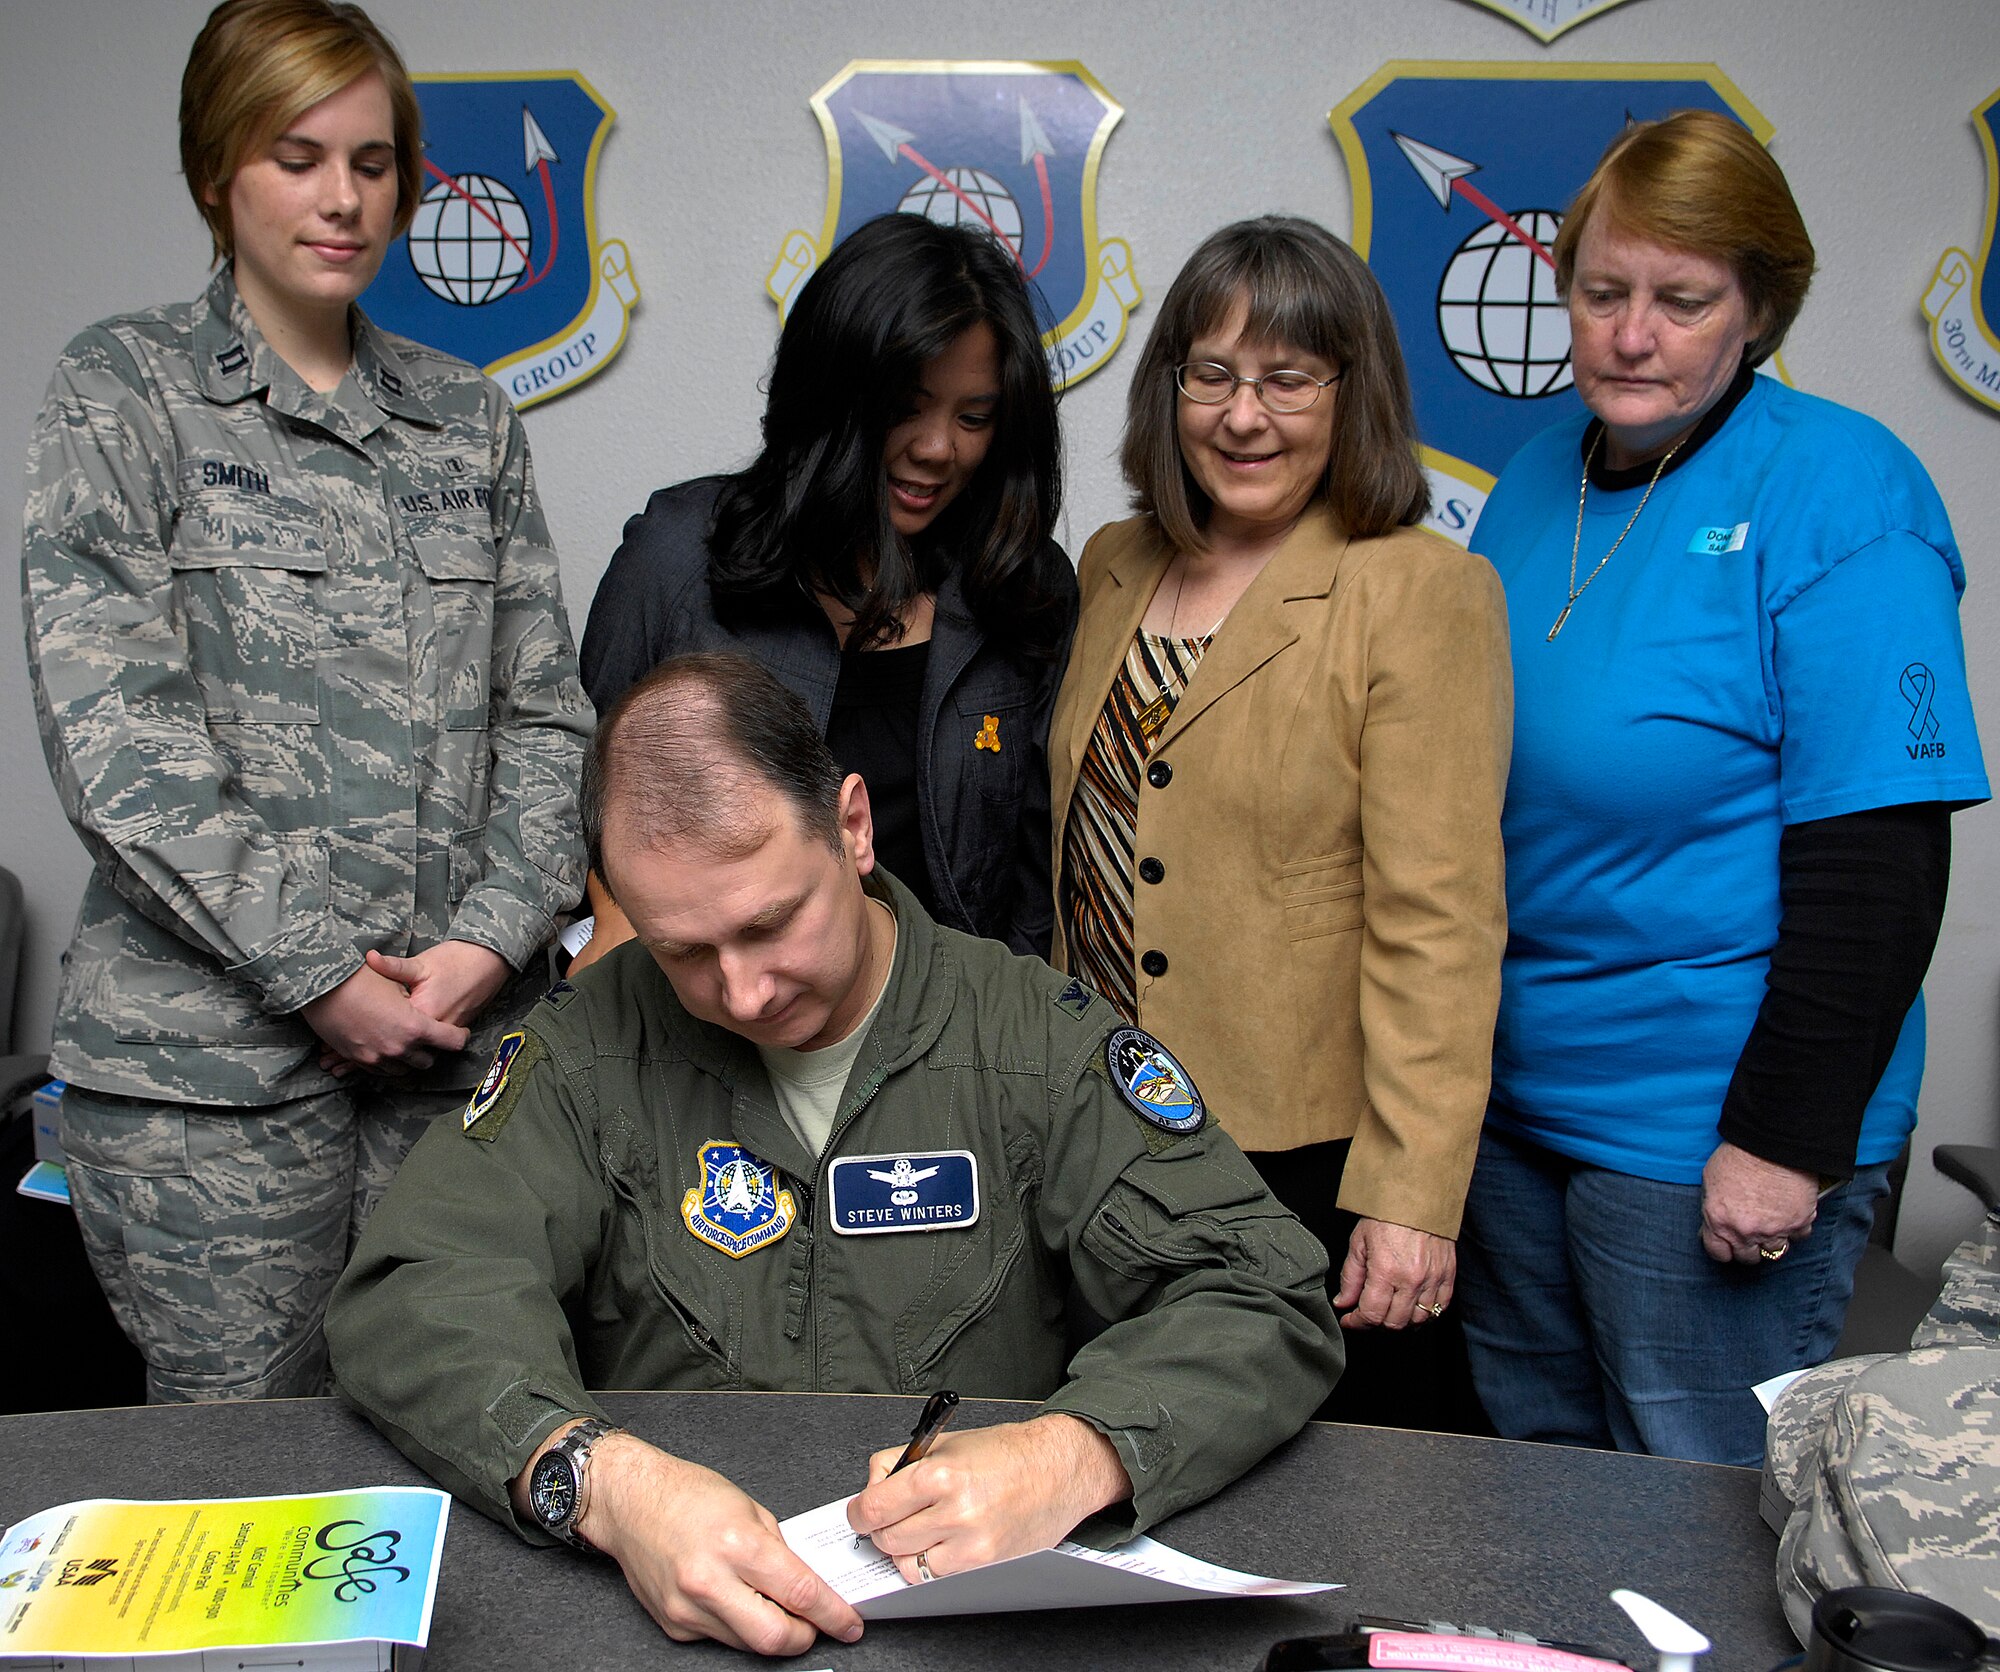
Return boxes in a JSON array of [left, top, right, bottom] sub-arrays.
[[915, 1550, 935, 1583], [1424, 1301, 1445, 1318], [1759, 1241, 1789, 1262]]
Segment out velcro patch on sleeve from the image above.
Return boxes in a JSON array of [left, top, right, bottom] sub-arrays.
[[462, 1028, 548, 1142], [1050, 977, 1098, 1021]]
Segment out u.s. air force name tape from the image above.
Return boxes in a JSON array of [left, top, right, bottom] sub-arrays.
[[827, 1150, 979, 1236]]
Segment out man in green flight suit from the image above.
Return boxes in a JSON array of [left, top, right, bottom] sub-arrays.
[[327, 651, 1341, 1657]]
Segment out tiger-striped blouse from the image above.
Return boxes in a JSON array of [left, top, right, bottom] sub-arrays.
[[1060, 628, 1213, 1021]]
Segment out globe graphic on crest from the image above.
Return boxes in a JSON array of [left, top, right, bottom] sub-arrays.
[[406, 172, 531, 306], [897, 167, 1024, 260], [1436, 209, 1572, 398]]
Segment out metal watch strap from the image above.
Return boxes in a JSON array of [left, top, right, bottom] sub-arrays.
[[542, 1416, 620, 1549]]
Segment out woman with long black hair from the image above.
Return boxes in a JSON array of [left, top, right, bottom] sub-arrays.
[[578, 212, 1074, 959]]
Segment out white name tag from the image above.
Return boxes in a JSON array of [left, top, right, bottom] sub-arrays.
[[827, 1150, 980, 1236], [1687, 522, 1749, 555]]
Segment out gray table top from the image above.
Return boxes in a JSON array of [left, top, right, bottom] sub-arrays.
[[0, 1394, 1796, 1671]]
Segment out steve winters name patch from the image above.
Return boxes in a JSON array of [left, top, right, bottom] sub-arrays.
[[827, 1150, 980, 1236]]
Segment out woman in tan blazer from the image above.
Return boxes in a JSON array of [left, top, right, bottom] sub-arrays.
[[1050, 217, 1512, 1429]]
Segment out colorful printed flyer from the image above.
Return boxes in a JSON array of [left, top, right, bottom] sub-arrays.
[[0, 1487, 447, 1668]]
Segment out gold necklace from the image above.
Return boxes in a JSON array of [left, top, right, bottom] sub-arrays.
[[1546, 432, 1682, 642], [1136, 559, 1224, 745], [1166, 559, 1190, 637], [1165, 555, 1231, 642]]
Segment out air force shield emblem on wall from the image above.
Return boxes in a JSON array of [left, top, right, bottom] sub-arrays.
[[1328, 63, 1772, 544], [360, 72, 639, 410], [1922, 87, 2000, 416], [1451, 0, 1646, 42], [769, 61, 1140, 390]]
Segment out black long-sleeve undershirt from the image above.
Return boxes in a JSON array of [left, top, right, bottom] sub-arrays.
[[1716, 802, 1951, 1180]]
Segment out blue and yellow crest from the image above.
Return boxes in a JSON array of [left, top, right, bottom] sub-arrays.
[[680, 1141, 797, 1259], [360, 72, 638, 409], [1922, 87, 2000, 416], [769, 60, 1140, 390], [1329, 63, 1773, 543], [463, 1030, 525, 1131]]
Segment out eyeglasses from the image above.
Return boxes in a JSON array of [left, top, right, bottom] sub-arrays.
[[1175, 362, 1343, 413]]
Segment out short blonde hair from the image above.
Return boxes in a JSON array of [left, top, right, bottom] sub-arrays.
[[180, 0, 423, 262], [1552, 109, 1815, 366]]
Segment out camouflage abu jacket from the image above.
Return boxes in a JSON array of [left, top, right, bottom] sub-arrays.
[[1763, 1215, 2000, 1636], [327, 870, 1343, 1539], [22, 268, 593, 1104]]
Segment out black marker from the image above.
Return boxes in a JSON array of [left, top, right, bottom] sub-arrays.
[[890, 1389, 960, 1474]]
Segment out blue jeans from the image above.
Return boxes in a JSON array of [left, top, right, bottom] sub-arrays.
[[1456, 1123, 1891, 1466]]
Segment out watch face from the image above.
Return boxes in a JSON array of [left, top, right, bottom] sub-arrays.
[[530, 1451, 578, 1529]]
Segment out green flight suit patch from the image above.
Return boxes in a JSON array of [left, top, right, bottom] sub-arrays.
[[1051, 977, 1097, 1021], [1132, 1112, 1197, 1155], [463, 1029, 547, 1141]]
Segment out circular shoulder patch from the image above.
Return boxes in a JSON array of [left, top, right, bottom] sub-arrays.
[[1105, 1027, 1206, 1134]]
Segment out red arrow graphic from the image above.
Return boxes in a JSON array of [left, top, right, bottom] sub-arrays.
[[1017, 99, 1057, 280], [415, 104, 563, 296], [1390, 130, 1557, 271], [855, 108, 1053, 279]]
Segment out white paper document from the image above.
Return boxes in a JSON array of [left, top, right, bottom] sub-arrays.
[[779, 1495, 1338, 1619], [1754, 1367, 1812, 1412]]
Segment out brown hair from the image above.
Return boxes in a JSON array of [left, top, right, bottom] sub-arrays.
[[583, 654, 848, 878], [1121, 215, 1428, 548], [1552, 109, 1815, 367], [180, 0, 423, 262]]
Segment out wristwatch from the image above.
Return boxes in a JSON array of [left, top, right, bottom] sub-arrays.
[[527, 1417, 620, 1549]]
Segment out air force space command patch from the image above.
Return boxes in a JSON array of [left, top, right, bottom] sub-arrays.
[[828, 1151, 979, 1236], [681, 1142, 797, 1258], [1106, 1027, 1206, 1138]]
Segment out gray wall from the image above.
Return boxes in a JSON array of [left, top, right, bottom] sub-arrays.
[[4, 0, 1997, 1275]]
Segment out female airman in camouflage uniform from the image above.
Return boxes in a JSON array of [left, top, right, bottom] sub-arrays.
[[20, 0, 591, 1402]]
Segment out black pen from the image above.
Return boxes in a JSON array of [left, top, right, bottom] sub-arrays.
[[890, 1389, 959, 1474], [852, 1390, 964, 1549]]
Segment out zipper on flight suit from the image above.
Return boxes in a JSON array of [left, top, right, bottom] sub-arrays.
[[786, 1064, 890, 1376], [790, 1062, 1034, 1390], [902, 1219, 1030, 1387]]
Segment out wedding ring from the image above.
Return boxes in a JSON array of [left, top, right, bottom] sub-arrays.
[[915, 1550, 935, 1583], [1760, 1242, 1789, 1261], [1426, 1302, 1445, 1318]]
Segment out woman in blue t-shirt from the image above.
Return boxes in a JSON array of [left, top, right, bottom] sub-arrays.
[[1461, 111, 1989, 1466]]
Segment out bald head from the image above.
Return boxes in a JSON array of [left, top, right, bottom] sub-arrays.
[[582, 653, 846, 884]]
